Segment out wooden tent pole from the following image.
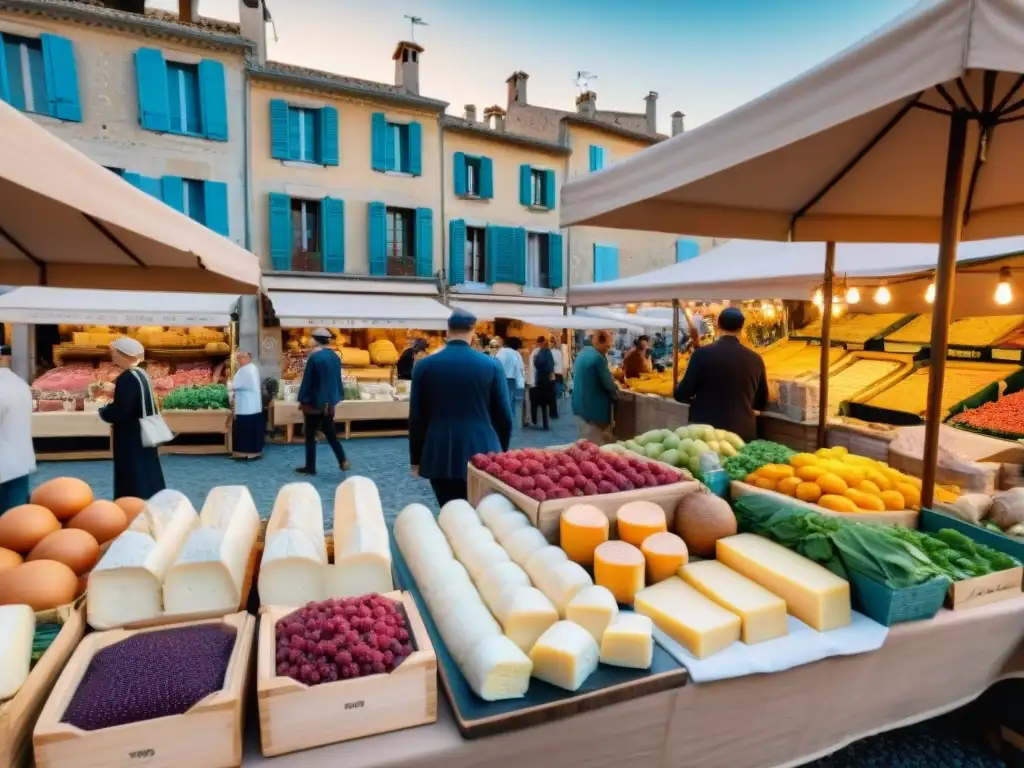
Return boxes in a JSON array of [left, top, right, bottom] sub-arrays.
[[817, 241, 835, 449], [671, 299, 680, 391]]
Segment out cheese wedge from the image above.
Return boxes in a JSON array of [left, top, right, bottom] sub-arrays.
[[489, 511, 531, 543], [463, 635, 533, 702], [615, 501, 667, 548], [680, 560, 788, 644], [265, 482, 326, 563], [0, 605, 35, 700], [559, 504, 609, 566], [524, 546, 567, 584], [503, 526, 548, 567], [438, 499, 483, 539], [163, 486, 261, 615], [459, 540, 511, 580], [476, 493, 516, 530], [594, 541, 645, 604], [600, 613, 654, 670], [533, 560, 592, 617], [328, 477, 393, 598], [492, 586, 559, 652], [259, 529, 327, 607], [716, 534, 851, 632], [529, 621, 599, 692], [634, 577, 740, 659], [640, 532, 688, 584], [477, 561, 531, 610], [566, 585, 619, 644]]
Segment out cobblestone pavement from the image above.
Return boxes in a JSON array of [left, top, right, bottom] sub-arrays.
[[31, 401, 1001, 768]]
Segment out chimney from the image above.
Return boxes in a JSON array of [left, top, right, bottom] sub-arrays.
[[239, 0, 268, 65], [393, 41, 424, 95], [464, 104, 477, 122], [506, 71, 528, 107], [671, 111, 685, 137], [178, 0, 199, 23], [576, 90, 596, 119], [484, 106, 506, 132], [644, 91, 657, 134]]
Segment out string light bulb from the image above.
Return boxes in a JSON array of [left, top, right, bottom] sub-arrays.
[[812, 288, 823, 306], [846, 287, 861, 304], [925, 282, 936, 304], [995, 267, 1014, 306], [831, 303, 841, 317], [761, 302, 776, 319], [874, 285, 891, 305]]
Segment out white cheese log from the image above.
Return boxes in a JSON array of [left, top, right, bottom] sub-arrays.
[[463, 635, 532, 701], [459, 540, 511, 580], [128, 489, 198, 539], [266, 482, 326, 563], [476, 494, 516, 530], [503, 526, 548, 567], [0, 605, 35, 700], [476, 562, 531, 610], [438, 499, 483, 540], [394, 504, 452, 561], [163, 486, 261, 615], [328, 477, 393, 598], [492, 587, 558, 653], [524, 546, 568, 584], [533, 560, 593, 618], [447, 526, 496, 562], [259, 530, 326, 606], [489, 511, 531, 544]]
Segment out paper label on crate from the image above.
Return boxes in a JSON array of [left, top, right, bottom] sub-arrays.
[[992, 348, 1024, 363], [948, 347, 984, 360], [884, 342, 922, 355]]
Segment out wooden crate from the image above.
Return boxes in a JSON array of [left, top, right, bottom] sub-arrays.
[[33, 612, 255, 768], [946, 567, 1023, 611], [730, 481, 919, 528], [161, 409, 232, 456], [826, 420, 896, 463], [256, 592, 437, 757], [271, 399, 409, 441], [0, 604, 86, 768], [757, 412, 819, 452]]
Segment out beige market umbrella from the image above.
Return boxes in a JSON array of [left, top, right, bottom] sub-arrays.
[[561, 0, 1024, 508], [0, 103, 261, 294]]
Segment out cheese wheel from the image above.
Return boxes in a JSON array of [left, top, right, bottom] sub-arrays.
[[616, 501, 667, 548], [559, 505, 609, 566], [640, 532, 688, 584], [594, 540, 645, 604]]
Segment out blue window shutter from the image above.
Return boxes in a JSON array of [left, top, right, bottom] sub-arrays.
[[0, 33, 9, 104], [40, 35, 81, 121], [485, 226, 497, 284], [268, 193, 293, 270], [589, 145, 606, 172], [519, 164, 532, 206], [606, 245, 620, 281], [287, 108, 302, 161], [161, 176, 184, 212], [368, 201, 387, 276], [453, 152, 467, 196], [198, 59, 228, 140], [370, 112, 387, 171], [269, 99, 290, 160], [513, 227, 527, 285], [318, 106, 339, 166], [407, 121, 423, 176], [138, 176, 162, 199], [676, 238, 700, 262], [494, 227, 516, 283], [134, 48, 170, 132], [414, 208, 433, 278], [449, 219, 466, 285], [479, 156, 494, 200], [321, 197, 345, 273], [203, 181, 229, 236], [122, 172, 142, 189], [544, 170, 556, 210], [548, 232, 564, 289]]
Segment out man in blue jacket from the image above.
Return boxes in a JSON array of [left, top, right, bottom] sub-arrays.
[[296, 328, 350, 476], [409, 309, 512, 506], [572, 330, 617, 445]]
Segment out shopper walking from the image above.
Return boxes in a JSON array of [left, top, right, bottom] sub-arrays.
[[229, 349, 264, 461], [409, 309, 512, 507], [296, 328, 349, 476], [494, 336, 526, 419], [572, 331, 617, 445], [396, 338, 428, 381], [0, 346, 35, 514], [530, 336, 555, 430], [550, 335, 564, 419]]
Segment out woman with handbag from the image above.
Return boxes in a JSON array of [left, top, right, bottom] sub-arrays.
[[99, 337, 167, 500]]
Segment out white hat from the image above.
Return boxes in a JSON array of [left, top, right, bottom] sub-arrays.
[[311, 327, 332, 340], [110, 337, 144, 358]]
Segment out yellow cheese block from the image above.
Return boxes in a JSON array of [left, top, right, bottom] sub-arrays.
[[633, 577, 741, 659], [715, 534, 851, 632], [600, 613, 654, 670], [615, 501, 667, 548], [679, 560, 788, 644], [640, 531, 688, 584], [529, 621, 600, 692], [559, 504, 609, 566], [566, 585, 619, 644], [594, 541, 645, 605]]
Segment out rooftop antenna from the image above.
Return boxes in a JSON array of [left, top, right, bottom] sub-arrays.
[[575, 71, 597, 92], [404, 15, 428, 42]]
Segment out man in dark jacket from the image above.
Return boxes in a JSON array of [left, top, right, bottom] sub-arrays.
[[296, 327, 349, 476], [396, 338, 427, 381], [530, 336, 555, 430], [409, 309, 512, 507], [673, 307, 768, 442]]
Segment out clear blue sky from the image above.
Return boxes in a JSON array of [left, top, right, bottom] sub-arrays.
[[155, 0, 918, 133]]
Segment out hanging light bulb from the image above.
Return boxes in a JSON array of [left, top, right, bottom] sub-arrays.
[[995, 267, 1014, 306], [812, 288, 823, 305], [764, 305, 776, 319], [874, 285, 891, 305], [846, 286, 861, 304], [925, 282, 936, 304], [831, 303, 841, 317]]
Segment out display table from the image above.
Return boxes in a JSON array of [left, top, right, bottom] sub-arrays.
[[272, 400, 410, 441], [162, 409, 232, 455], [243, 596, 1024, 768], [626, 394, 689, 437]]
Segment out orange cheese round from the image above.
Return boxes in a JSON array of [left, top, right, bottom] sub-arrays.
[[560, 505, 609, 565], [615, 501, 667, 548], [640, 531, 688, 584], [594, 540, 645, 604]]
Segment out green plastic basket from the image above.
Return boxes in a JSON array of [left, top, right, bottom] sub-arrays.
[[848, 571, 949, 626]]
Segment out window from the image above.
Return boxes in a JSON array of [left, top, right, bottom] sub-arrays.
[[290, 198, 321, 272], [386, 207, 416, 276], [166, 61, 202, 135], [530, 169, 546, 207], [464, 156, 482, 196], [387, 122, 411, 173], [465, 227, 486, 283], [288, 107, 318, 163], [3, 35, 47, 115], [182, 179, 207, 225], [526, 232, 550, 289]]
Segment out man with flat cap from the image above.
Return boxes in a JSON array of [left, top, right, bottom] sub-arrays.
[[409, 308, 513, 506], [673, 307, 768, 443], [296, 327, 350, 476]]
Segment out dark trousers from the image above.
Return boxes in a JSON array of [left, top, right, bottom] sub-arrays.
[[531, 381, 555, 429], [552, 374, 563, 417], [0, 474, 29, 515], [303, 409, 347, 471], [430, 478, 468, 508]]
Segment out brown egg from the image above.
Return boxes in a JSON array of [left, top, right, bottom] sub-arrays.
[[0, 505, 61, 553], [28, 529, 101, 576], [114, 497, 147, 524], [0, 547, 23, 572], [30, 478, 94, 522], [0, 560, 78, 611], [67, 501, 127, 544]]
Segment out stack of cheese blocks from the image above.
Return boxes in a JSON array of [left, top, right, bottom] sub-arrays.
[[87, 487, 261, 630], [258, 478, 393, 607]]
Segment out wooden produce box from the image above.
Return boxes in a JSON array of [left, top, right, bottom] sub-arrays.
[[826, 419, 896, 463], [757, 411, 819, 453], [0, 604, 86, 768], [612, 390, 636, 441], [161, 409, 232, 456], [632, 395, 689, 437], [467, 463, 701, 542], [944, 567, 1023, 611], [730, 481, 919, 528], [33, 612, 255, 768], [256, 592, 437, 757]]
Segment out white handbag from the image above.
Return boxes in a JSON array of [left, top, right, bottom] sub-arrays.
[[130, 368, 174, 448]]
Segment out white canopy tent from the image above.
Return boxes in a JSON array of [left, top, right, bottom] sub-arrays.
[[449, 299, 566, 322], [575, 308, 675, 330], [268, 291, 451, 330], [510, 313, 645, 332], [0, 287, 239, 327]]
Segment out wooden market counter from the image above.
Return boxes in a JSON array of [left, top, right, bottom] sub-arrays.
[[242, 596, 1024, 768], [272, 400, 410, 441]]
